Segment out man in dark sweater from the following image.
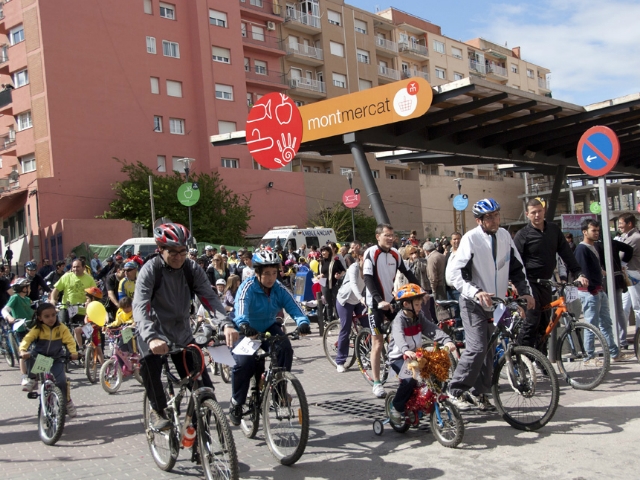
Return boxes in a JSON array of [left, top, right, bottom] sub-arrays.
[[514, 199, 588, 350], [574, 218, 632, 362]]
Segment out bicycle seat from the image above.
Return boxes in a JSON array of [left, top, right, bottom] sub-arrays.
[[436, 300, 458, 308]]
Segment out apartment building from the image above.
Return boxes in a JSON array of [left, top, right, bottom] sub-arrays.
[[0, 0, 551, 265]]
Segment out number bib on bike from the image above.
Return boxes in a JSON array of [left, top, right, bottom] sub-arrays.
[[232, 337, 260, 356], [121, 327, 133, 344], [31, 355, 54, 374], [565, 286, 578, 303], [82, 323, 94, 339]]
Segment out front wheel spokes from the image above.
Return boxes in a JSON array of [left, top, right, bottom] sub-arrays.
[[198, 398, 239, 480]]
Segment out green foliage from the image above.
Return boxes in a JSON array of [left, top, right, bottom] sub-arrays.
[[101, 160, 253, 245], [308, 202, 377, 244]]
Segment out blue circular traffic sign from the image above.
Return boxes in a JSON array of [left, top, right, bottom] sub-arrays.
[[453, 194, 468, 211], [577, 126, 620, 177]]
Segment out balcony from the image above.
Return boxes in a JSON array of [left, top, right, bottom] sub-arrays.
[[239, 0, 283, 22], [245, 67, 288, 89], [242, 33, 285, 55], [538, 77, 551, 91], [284, 8, 321, 34], [401, 68, 430, 82], [285, 42, 323, 66], [287, 77, 326, 98], [0, 131, 16, 154], [0, 87, 11, 114], [398, 42, 428, 59], [375, 36, 398, 56], [377, 65, 400, 83], [486, 63, 508, 82], [469, 59, 486, 75]]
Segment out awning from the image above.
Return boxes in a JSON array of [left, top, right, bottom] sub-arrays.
[[0, 189, 27, 219]]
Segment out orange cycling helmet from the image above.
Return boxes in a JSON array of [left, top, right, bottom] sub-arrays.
[[394, 283, 427, 302], [84, 287, 103, 300]]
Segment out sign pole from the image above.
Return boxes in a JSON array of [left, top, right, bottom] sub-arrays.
[[598, 176, 619, 347], [149, 175, 156, 229]]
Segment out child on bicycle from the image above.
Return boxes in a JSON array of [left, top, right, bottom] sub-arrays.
[[2, 277, 35, 388], [388, 284, 457, 424], [73, 287, 105, 364], [19, 302, 79, 417], [105, 296, 136, 354]]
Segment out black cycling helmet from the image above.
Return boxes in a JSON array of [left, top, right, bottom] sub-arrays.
[[154, 222, 192, 248]]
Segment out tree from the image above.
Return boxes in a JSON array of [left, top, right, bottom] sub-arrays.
[[308, 202, 377, 244], [101, 160, 253, 245]]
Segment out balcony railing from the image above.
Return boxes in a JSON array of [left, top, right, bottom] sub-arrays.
[[239, 0, 282, 17], [242, 33, 285, 52], [285, 9, 321, 29], [245, 67, 287, 86], [378, 65, 400, 80], [401, 68, 429, 81], [285, 42, 323, 60], [0, 131, 15, 150], [0, 8, 4, 21], [288, 77, 326, 94], [538, 77, 550, 90], [486, 64, 507, 77], [398, 42, 428, 57], [469, 59, 486, 74], [375, 36, 398, 53]]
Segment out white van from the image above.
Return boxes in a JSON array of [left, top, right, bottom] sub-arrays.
[[259, 226, 337, 251], [114, 238, 157, 259]]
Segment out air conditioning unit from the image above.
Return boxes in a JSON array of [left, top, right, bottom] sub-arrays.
[[267, 21, 276, 31], [289, 78, 300, 88]]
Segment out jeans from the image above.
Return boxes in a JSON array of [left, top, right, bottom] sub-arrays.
[[623, 275, 640, 329], [614, 288, 628, 346], [578, 290, 619, 358], [322, 285, 337, 321], [27, 355, 69, 401], [518, 282, 553, 351], [334, 301, 365, 366]]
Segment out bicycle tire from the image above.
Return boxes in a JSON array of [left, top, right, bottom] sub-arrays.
[[100, 358, 123, 394], [142, 391, 178, 472], [1, 336, 14, 368], [355, 329, 389, 386], [219, 364, 231, 384], [385, 390, 410, 433], [85, 345, 98, 384], [556, 320, 610, 390], [492, 346, 559, 431], [198, 397, 239, 480], [262, 372, 309, 466], [240, 377, 260, 439], [430, 399, 464, 448], [38, 384, 66, 445], [635, 329, 640, 363], [322, 319, 357, 369], [9, 333, 20, 368]]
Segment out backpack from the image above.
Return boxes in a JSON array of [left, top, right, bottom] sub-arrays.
[[146, 254, 196, 311]]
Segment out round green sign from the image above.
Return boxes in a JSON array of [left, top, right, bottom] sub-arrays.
[[177, 182, 200, 207], [590, 202, 601, 214]]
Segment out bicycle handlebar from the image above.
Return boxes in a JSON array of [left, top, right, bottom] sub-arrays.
[[534, 278, 582, 288]]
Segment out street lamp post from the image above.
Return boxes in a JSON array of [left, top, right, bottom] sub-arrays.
[[177, 157, 196, 235], [346, 171, 356, 242]]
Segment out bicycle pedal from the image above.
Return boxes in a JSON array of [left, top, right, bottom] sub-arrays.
[[27, 392, 39, 399]]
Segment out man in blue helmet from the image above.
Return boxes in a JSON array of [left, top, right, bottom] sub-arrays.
[[446, 198, 535, 411]]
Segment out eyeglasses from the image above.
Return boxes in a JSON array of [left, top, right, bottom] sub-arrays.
[[166, 249, 188, 257], [124, 269, 135, 272]]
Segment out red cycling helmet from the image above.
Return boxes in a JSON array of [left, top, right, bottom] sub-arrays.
[[154, 222, 192, 248]]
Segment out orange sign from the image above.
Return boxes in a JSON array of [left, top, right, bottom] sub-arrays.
[[298, 77, 432, 143]]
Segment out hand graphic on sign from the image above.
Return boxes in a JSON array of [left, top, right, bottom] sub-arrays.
[[275, 132, 297, 167]]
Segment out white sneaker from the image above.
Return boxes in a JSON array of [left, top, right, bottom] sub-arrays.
[[336, 364, 346, 373], [22, 378, 36, 392], [66, 401, 77, 418], [20, 375, 29, 387], [449, 394, 473, 411], [372, 383, 386, 398]]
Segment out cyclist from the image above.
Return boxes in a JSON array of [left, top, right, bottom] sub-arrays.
[[49, 259, 97, 325], [118, 261, 137, 300], [363, 223, 419, 398], [446, 198, 534, 411], [227, 250, 310, 426], [3, 278, 34, 388], [24, 261, 51, 302], [133, 223, 234, 431], [73, 287, 106, 364]]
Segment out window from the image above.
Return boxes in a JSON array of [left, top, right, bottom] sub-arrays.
[[354, 19, 367, 34], [153, 115, 163, 132], [166, 80, 182, 97], [241, 23, 247, 37], [247, 93, 253, 106], [221, 158, 239, 168], [435, 68, 446, 79], [150, 77, 159, 94], [453, 72, 463, 81], [444, 169, 455, 177], [371, 170, 380, 178], [169, 118, 185, 134], [162, 40, 180, 58], [212, 46, 230, 63], [9, 25, 24, 46], [16, 111, 32, 131], [218, 121, 236, 134], [20, 154, 35, 174], [251, 25, 265, 41], [209, 9, 227, 27], [215, 84, 233, 100], [327, 10, 341, 26], [433, 40, 445, 54], [294, 100, 304, 107], [526, 68, 534, 78], [144, 0, 152, 14], [358, 79, 372, 90], [451, 47, 462, 59], [325, 168, 331, 174], [13, 69, 28, 88], [254, 60, 267, 75], [332, 73, 346, 88], [511, 64, 518, 73], [172, 156, 186, 173], [329, 41, 344, 57], [159, 2, 175, 19], [244, 57, 250, 72], [313, 167, 320, 173], [340, 168, 353, 176], [146, 36, 157, 54], [157, 155, 166, 172], [356, 49, 369, 64], [303, 166, 310, 173]]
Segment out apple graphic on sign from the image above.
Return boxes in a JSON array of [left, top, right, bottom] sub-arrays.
[[184, 186, 193, 199], [275, 93, 293, 125]]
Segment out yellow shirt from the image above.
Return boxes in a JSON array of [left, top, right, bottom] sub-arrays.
[[107, 308, 134, 328]]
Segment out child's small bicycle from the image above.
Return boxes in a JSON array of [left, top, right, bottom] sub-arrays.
[[99, 326, 142, 393], [373, 347, 464, 448]]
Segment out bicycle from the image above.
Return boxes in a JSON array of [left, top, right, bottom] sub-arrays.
[[354, 321, 391, 386], [99, 326, 142, 394], [0, 317, 18, 367], [142, 338, 239, 480], [238, 330, 310, 466], [322, 310, 366, 369], [535, 279, 610, 390]]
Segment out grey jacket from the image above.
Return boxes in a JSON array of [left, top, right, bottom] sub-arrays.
[[388, 309, 452, 361], [133, 257, 231, 351], [620, 228, 640, 272]]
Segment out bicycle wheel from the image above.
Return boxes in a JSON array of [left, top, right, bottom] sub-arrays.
[[262, 372, 309, 466], [556, 321, 610, 390], [322, 320, 340, 367], [100, 358, 123, 394], [492, 346, 559, 431], [385, 390, 409, 433], [241, 377, 260, 439], [38, 384, 66, 445], [85, 345, 98, 384], [430, 400, 464, 448], [1, 336, 14, 368], [9, 333, 20, 368], [355, 329, 389, 385], [198, 397, 239, 480], [219, 364, 231, 384], [142, 391, 178, 471]]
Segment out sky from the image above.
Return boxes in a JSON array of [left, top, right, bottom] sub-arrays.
[[347, 0, 640, 106]]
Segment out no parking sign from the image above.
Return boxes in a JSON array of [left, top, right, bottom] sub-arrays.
[[576, 126, 620, 177]]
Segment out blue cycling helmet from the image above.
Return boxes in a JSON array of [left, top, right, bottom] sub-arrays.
[[252, 250, 281, 268], [25, 261, 37, 270], [123, 261, 138, 270], [472, 198, 501, 218]]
